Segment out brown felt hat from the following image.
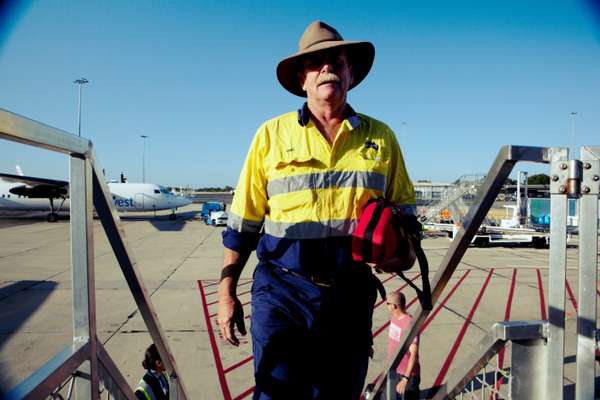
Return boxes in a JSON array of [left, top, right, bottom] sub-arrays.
[[276, 21, 375, 97]]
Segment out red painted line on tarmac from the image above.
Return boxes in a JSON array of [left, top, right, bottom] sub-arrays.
[[419, 269, 471, 333], [206, 280, 253, 296], [374, 274, 421, 309], [224, 355, 254, 374], [380, 273, 397, 285], [202, 280, 221, 288], [197, 280, 232, 400], [491, 268, 517, 399], [536, 269, 547, 320], [232, 386, 255, 400], [207, 290, 251, 306], [429, 269, 495, 395], [566, 279, 578, 312]]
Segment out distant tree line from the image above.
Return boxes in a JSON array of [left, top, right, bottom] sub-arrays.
[[195, 185, 235, 192], [504, 174, 549, 185], [167, 185, 235, 192]]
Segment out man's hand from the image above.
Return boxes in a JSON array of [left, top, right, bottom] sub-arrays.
[[396, 376, 408, 395], [217, 294, 247, 346]]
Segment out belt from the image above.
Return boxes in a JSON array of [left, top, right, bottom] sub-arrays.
[[278, 266, 334, 288]]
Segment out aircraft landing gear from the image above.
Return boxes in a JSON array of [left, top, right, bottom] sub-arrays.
[[169, 210, 177, 220], [47, 197, 59, 222], [47, 212, 59, 222]]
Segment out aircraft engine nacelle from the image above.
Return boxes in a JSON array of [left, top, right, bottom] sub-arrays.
[[9, 184, 68, 198]]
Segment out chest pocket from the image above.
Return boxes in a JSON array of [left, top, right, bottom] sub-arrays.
[[267, 151, 321, 215], [358, 141, 388, 174], [269, 153, 316, 191]]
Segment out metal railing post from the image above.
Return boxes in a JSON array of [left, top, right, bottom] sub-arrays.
[[575, 147, 599, 400], [70, 153, 98, 399], [546, 154, 570, 399], [510, 338, 547, 399], [90, 156, 190, 400]]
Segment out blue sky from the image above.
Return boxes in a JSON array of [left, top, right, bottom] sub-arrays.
[[1, 1, 599, 187]]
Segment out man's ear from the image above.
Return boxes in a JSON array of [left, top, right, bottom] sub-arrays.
[[299, 70, 307, 91]]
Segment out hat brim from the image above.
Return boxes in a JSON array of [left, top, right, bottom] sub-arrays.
[[276, 41, 375, 98]]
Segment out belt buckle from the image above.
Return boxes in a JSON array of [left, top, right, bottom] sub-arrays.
[[310, 274, 333, 288]]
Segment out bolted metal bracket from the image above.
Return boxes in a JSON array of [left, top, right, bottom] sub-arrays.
[[550, 160, 570, 195], [581, 160, 600, 196]]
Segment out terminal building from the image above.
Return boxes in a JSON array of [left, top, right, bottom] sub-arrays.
[[413, 181, 457, 205]]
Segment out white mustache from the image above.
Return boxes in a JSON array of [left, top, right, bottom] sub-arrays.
[[317, 73, 340, 85]]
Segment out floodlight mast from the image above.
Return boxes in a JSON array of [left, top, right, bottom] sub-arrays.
[[140, 134, 149, 183], [73, 77, 89, 137]]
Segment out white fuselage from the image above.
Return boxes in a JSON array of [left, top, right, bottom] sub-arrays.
[[0, 181, 192, 213]]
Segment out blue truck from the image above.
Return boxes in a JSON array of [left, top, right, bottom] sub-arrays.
[[199, 202, 227, 225]]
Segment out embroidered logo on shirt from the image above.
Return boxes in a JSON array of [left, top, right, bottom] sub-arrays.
[[364, 140, 379, 151]]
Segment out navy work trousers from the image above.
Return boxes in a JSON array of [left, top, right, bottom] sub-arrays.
[[250, 262, 378, 399]]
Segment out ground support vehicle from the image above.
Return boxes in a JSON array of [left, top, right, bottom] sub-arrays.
[[198, 202, 227, 225]]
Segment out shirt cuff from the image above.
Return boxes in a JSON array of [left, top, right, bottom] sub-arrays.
[[222, 227, 260, 254]]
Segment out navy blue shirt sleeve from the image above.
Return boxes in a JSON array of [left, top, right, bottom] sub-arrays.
[[222, 227, 261, 254]]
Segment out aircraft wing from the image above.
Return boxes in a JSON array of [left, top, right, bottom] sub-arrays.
[[0, 173, 68, 188]]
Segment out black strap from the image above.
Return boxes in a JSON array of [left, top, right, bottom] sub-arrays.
[[372, 274, 387, 301], [395, 239, 432, 311], [363, 200, 385, 262]]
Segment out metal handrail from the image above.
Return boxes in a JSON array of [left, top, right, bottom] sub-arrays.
[[373, 145, 599, 399], [370, 146, 567, 398], [0, 108, 189, 400], [431, 320, 547, 400]]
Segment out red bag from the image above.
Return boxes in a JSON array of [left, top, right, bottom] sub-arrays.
[[352, 199, 399, 264], [352, 198, 432, 310], [352, 199, 421, 272]]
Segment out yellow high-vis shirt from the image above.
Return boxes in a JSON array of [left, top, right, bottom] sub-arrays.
[[227, 105, 415, 242]]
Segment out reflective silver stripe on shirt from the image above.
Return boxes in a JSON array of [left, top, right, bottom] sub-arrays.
[[227, 212, 263, 233], [266, 170, 386, 197], [264, 218, 358, 239]]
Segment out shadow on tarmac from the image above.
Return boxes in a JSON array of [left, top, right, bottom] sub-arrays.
[[0, 280, 58, 395], [121, 210, 199, 232]]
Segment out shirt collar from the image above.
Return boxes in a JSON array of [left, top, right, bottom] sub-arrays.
[[297, 102, 361, 130]]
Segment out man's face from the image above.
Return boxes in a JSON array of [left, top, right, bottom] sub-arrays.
[[300, 49, 353, 102]]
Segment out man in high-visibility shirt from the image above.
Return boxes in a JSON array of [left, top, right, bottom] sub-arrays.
[[217, 20, 416, 399]]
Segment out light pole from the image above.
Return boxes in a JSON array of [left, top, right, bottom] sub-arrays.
[[570, 112, 578, 156], [73, 78, 89, 136], [140, 135, 149, 183]]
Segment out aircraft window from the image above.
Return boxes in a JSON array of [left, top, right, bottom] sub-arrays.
[[112, 195, 116, 200], [154, 189, 160, 194], [1, 194, 4, 198], [7, 195, 10, 198]]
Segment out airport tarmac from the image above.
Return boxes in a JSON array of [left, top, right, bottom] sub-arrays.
[[0, 204, 598, 399]]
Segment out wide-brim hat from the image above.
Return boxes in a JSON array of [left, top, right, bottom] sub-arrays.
[[277, 21, 375, 97]]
